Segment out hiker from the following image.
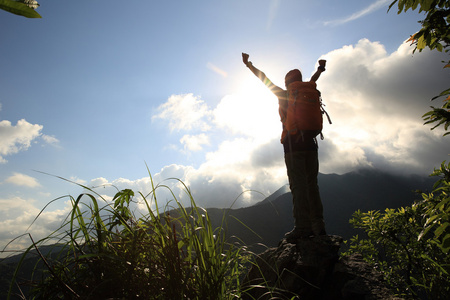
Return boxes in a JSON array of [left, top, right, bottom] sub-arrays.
[[242, 52, 327, 240]]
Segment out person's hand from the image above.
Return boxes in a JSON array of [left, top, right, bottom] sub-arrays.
[[319, 59, 326, 67], [242, 53, 250, 65]]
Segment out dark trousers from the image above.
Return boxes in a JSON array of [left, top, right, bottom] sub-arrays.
[[284, 150, 325, 235]]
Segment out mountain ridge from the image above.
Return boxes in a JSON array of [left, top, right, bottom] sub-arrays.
[[206, 168, 435, 251]]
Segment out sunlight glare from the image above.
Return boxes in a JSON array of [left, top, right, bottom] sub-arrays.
[[216, 75, 281, 142]]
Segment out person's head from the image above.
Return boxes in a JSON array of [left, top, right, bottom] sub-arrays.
[[285, 69, 302, 88]]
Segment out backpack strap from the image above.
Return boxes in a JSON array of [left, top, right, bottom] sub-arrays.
[[318, 91, 332, 125]]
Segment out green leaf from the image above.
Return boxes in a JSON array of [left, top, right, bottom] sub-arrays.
[[113, 189, 134, 208], [425, 214, 439, 224], [434, 222, 449, 238], [420, 0, 434, 11], [398, 0, 406, 12], [387, 0, 399, 12], [431, 87, 450, 101], [442, 233, 450, 253], [417, 35, 428, 50], [0, 0, 41, 18], [418, 225, 432, 240]]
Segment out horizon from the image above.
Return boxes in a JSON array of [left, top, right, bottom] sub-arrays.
[[1, 0, 449, 254]]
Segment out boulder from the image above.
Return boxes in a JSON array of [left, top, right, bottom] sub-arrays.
[[243, 235, 402, 300]]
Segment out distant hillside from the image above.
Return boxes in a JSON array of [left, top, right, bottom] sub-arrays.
[[206, 168, 435, 251], [0, 245, 65, 300]]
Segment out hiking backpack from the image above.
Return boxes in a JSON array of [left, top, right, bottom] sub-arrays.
[[280, 81, 331, 143]]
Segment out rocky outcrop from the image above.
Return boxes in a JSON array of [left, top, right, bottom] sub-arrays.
[[243, 235, 402, 300]]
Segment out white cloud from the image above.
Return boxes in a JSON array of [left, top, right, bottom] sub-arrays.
[[180, 137, 287, 208], [152, 94, 212, 132], [69, 176, 87, 185], [0, 119, 43, 163], [0, 196, 72, 255], [324, 0, 391, 26], [41, 134, 60, 147], [0, 196, 36, 212], [5, 173, 41, 188], [317, 38, 449, 174], [89, 177, 110, 188], [180, 133, 210, 151]]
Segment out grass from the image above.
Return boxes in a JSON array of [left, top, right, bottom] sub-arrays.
[[5, 170, 297, 299]]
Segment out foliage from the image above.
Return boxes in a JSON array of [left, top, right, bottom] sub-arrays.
[[6, 174, 265, 299], [389, 0, 450, 136], [389, 0, 450, 53], [422, 89, 450, 136], [0, 0, 41, 18], [343, 161, 450, 299], [419, 161, 450, 252]]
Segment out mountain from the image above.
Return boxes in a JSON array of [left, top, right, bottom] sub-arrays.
[[0, 244, 65, 299], [206, 168, 436, 251]]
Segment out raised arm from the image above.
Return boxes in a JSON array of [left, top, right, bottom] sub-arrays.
[[242, 53, 284, 95], [310, 59, 326, 82]]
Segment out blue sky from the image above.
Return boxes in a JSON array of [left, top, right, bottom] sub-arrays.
[[1, 0, 449, 254]]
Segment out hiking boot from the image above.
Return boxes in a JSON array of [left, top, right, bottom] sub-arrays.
[[285, 227, 313, 241]]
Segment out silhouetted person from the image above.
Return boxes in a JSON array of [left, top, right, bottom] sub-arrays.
[[242, 53, 327, 240]]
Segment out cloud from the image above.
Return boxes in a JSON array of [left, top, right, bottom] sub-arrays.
[[152, 94, 212, 132], [41, 134, 60, 147], [317, 38, 449, 174], [5, 173, 41, 188], [0, 119, 43, 163], [180, 134, 210, 151], [0, 196, 72, 254], [324, 0, 391, 26], [69, 176, 87, 185], [178, 137, 286, 208]]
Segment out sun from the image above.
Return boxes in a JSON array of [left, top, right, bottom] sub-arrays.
[[219, 75, 281, 142]]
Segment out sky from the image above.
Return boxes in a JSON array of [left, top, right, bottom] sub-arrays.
[[0, 0, 449, 254]]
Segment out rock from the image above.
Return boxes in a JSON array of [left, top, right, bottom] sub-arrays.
[[243, 235, 401, 300]]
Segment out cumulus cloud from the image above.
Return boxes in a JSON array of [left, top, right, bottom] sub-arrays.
[[318, 38, 449, 174], [0, 196, 72, 254], [152, 94, 212, 132], [0, 119, 43, 163], [5, 173, 41, 188], [69, 176, 87, 185], [180, 134, 210, 151], [181, 138, 287, 208]]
